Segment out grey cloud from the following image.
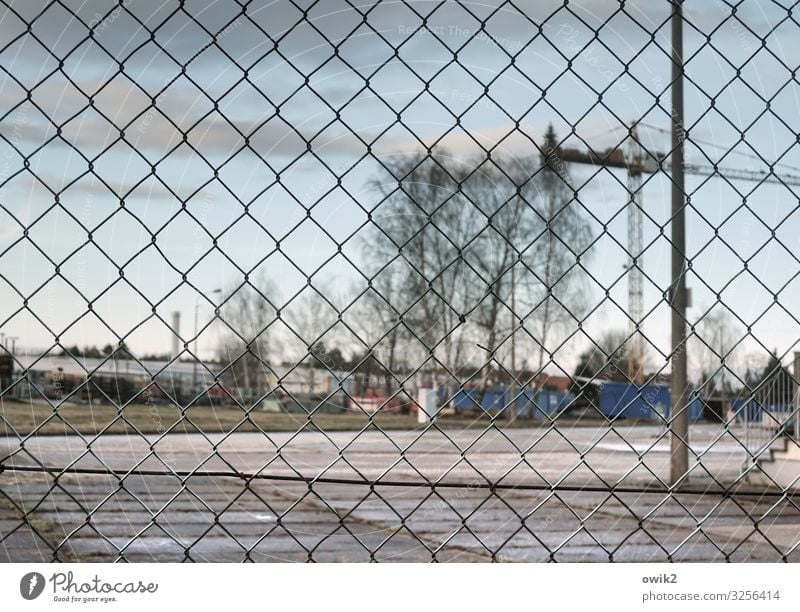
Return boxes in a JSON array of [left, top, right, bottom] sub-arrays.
[[2, 0, 793, 168], [4, 1, 782, 99], [4, 0, 786, 75]]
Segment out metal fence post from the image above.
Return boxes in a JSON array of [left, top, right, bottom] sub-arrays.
[[669, 0, 689, 486], [794, 352, 800, 445]]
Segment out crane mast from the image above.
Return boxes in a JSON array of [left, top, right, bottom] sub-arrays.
[[539, 128, 800, 387], [626, 127, 645, 384]]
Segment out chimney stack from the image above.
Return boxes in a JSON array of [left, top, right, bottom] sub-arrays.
[[171, 311, 181, 359]]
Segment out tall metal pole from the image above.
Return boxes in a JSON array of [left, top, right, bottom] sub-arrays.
[[511, 263, 516, 377], [510, 263, 516, 421], [669, 0, 689, 485], [192, 298, 199, 392]]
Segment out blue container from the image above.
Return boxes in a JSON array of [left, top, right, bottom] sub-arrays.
[[730, 399, 762, 422], [538, 390, 573, 417], [481, 388, 509, 415], [599, 383, 705, 421], [452, 388, 480, 410], [536, 391, 557, 417], [598, 382, 669, 420], [687, 393, 705, 421], [513, 388, 537, 417], [512, 390, 576, 418], [554, 391, 576, 413]]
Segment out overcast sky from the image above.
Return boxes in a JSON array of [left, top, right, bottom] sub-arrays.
[[1, 0, 798, 374]]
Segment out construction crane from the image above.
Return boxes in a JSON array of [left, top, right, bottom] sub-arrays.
[[541, 125, 800, 384]]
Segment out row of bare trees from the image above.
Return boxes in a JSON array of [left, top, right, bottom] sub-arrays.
[[210, 126, 601, 402], [354, 125, 594, 395]]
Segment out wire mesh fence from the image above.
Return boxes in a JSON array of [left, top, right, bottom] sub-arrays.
[[1, 0, 800, 562]]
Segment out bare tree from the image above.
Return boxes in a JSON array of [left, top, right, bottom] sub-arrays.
[[350, 270, 412, 395], [457, 155, 538, 392], [521, 124, 593, 378], [363, 134, 593, 403], [217, 274, 279, 405], [691, 305, 743, 395], [366, 151, 477, 381], [285, 284, 340, 396]]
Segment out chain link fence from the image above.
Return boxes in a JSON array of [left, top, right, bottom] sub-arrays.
[[1, 0, 799, 562]]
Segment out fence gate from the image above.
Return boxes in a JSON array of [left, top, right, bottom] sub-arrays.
[[1, 0, 800, 562]]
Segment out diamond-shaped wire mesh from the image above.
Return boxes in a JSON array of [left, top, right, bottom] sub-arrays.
[[1, 0, 800, 562]]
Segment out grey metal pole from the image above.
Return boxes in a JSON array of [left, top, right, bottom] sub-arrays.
[[511, 263, 516, 379], [670, 0, 689, 485], [192, 299, 199, 391]]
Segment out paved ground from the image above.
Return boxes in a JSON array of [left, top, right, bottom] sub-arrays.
[[1, 424, 799, 562]]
